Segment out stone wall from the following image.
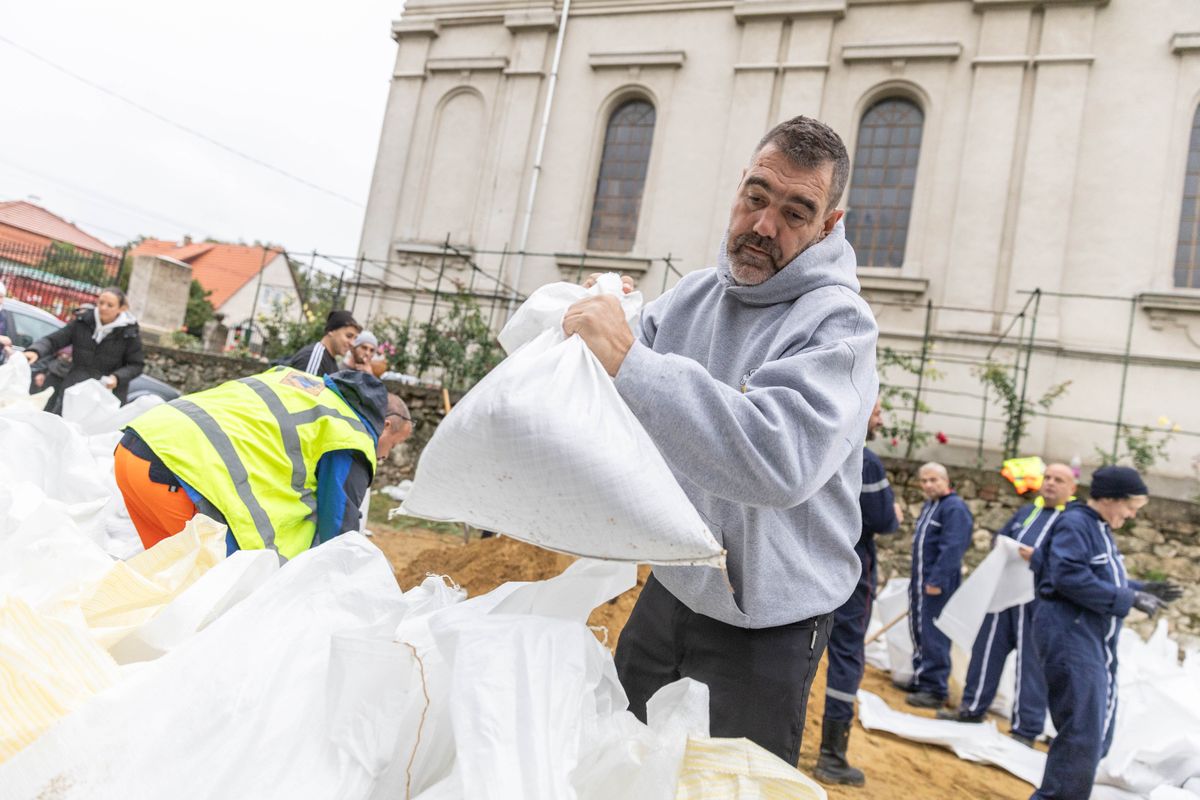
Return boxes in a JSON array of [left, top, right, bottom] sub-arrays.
[[878, 457, 1200, 649]]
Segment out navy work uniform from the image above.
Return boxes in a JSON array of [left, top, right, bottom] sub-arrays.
[[908, 491, 974, 700], [823, 448, 900, 721], [1029, 503, 1140, 799], [957, 497, 1066, 737]]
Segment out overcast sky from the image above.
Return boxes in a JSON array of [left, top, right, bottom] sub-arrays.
[[0, 0, 401, 259]]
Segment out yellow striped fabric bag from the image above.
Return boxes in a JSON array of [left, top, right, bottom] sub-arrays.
[[0, 597, 119, 763], [675, 737, 827, 800], [81, 515, 227, 649]]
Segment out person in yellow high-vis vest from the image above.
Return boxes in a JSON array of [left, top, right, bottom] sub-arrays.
[[114, 367, 414, 559]]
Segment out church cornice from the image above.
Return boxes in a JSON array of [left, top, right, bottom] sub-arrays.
[[842, 41, 962, 63], [732, 0, 845, 21], [971, 0, 1109, 8], [589, 50, 687, 69], [1172, 33, 1200, 55]]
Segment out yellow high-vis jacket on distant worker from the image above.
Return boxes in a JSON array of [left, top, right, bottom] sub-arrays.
[[126, 367, 377, 560]]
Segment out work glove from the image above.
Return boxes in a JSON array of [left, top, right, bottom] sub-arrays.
[[1133, 591, 1164, 617], [1140, 581, 1184, 602]]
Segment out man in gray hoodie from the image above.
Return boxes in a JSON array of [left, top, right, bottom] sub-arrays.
[[563, 115, 878, 764]]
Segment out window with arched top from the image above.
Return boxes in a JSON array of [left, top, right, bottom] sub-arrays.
[[1175, 105, 1200, 288], [846, 97, 924, 268], [586, 99, 656, 252]]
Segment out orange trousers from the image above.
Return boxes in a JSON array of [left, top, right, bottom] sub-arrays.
[[113, 442, 197, 550]]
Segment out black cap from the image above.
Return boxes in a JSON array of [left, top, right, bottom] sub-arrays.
[[329, 370, 387, 437], [324, 309, 360, 334], [1089, 465, 1149, 499]]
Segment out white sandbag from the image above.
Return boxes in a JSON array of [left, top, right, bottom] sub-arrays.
[[496, 275, 643, 355], [873, 577, 914, 686], [1096, 620, 1200, 796], [107, 548, 279, 664], [62, 379, 162, 436], [0, 483, 113, 613], [402, 275, 723, 567], [0, 534, 406, 800], [0, 356, 52, 411], [331, 575, 466, 795], [573, 678, 711, 800], [857, 690, 1047, 785], [936, 536, 1034, 651], [0, 407, 112, 506]]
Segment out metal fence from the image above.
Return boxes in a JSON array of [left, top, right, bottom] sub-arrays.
[[0, 240, 124, 320], [290, 239, 687, 328], [270, 240, 686, 391], [876, 289, 1200, 478]]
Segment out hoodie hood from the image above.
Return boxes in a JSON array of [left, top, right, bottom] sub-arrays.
[[92, 308, 137, 344], [716, 219, 860, 307], [329, 369, 388, 437]]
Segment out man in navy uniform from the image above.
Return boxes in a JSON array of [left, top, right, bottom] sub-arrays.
[[905, 462, 974, 709], [814, 395, 903, 786], [937, 462, 1076, 745], [1029, 465, 1181, 799]]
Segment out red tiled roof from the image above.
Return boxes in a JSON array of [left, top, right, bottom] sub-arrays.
[[0, 201, 120, 258], [131, 238, 290, 310]]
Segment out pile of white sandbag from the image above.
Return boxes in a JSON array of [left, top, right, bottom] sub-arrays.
[[0, 356, 158, 559], [0, 355, 826, 800]]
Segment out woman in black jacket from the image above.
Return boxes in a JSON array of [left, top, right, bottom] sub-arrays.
[[24, 286, 144, 414]]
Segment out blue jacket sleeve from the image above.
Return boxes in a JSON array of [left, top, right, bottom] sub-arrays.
[[315, 451, 372, 543], [928, 500, 974, 589], [860, 450, 898, 534], [1044, 522, 1136, 617]]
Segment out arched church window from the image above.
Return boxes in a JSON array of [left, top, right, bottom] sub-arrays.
[[587, 100, 656, 252], [1175, 104, 1200, 287], [846, 98, 924, 268]]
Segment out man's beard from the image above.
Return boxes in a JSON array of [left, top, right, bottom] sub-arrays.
[[726, 228, 826, 286]]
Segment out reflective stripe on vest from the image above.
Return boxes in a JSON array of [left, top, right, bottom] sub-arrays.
[[128, 367, 376, 560]]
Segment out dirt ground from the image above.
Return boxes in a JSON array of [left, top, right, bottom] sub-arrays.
[[373, 527, 1036, 800]]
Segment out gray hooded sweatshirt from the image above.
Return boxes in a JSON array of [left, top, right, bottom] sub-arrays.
[[614, 221, 878, 628]]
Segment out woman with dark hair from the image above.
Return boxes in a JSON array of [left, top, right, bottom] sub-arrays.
[[24, 286, 144, 414]]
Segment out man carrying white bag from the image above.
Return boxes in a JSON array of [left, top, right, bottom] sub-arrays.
[[400, 273, 725, 567], [561, 115, 878, 766]]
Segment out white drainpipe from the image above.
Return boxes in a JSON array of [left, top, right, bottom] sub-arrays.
[[506, 0, 572, 319]]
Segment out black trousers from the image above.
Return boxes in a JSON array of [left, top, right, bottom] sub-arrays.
[[615, 574, 833, 765]]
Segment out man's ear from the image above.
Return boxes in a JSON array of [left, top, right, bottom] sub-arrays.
[[823, 209, 845, 234]]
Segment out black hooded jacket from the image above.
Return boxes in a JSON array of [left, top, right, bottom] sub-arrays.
[[30, 306, 144, 412]]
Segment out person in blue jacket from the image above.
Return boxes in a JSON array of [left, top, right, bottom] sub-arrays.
[[906, 462, 975, 708], [1029, 465, 1181, 799], [815, 395, 904, 786], [937, 462, 1076, 745]]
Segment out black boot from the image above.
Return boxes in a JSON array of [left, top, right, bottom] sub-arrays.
[[813, 718, 865, 786]]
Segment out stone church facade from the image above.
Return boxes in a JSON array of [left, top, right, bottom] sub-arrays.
[[357, 0, 1200, 490]]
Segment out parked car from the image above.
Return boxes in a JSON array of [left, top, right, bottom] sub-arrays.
[[1, 297, 180, 403]]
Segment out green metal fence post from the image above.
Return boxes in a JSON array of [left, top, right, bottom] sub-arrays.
[[1112, 295, 1137, 456], [1013, 288, 1040, 460], [905, 300, 933, 461]]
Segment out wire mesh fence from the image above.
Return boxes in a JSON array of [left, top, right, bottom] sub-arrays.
[[0, 240, 124, 320], [259, 239, 686, 393], [874, 289, 1200, 481]]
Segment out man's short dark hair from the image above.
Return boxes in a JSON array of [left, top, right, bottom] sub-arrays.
[[755, 116, 850, 213]]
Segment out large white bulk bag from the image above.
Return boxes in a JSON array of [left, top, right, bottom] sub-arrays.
[[401, 275, 724, 567]]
